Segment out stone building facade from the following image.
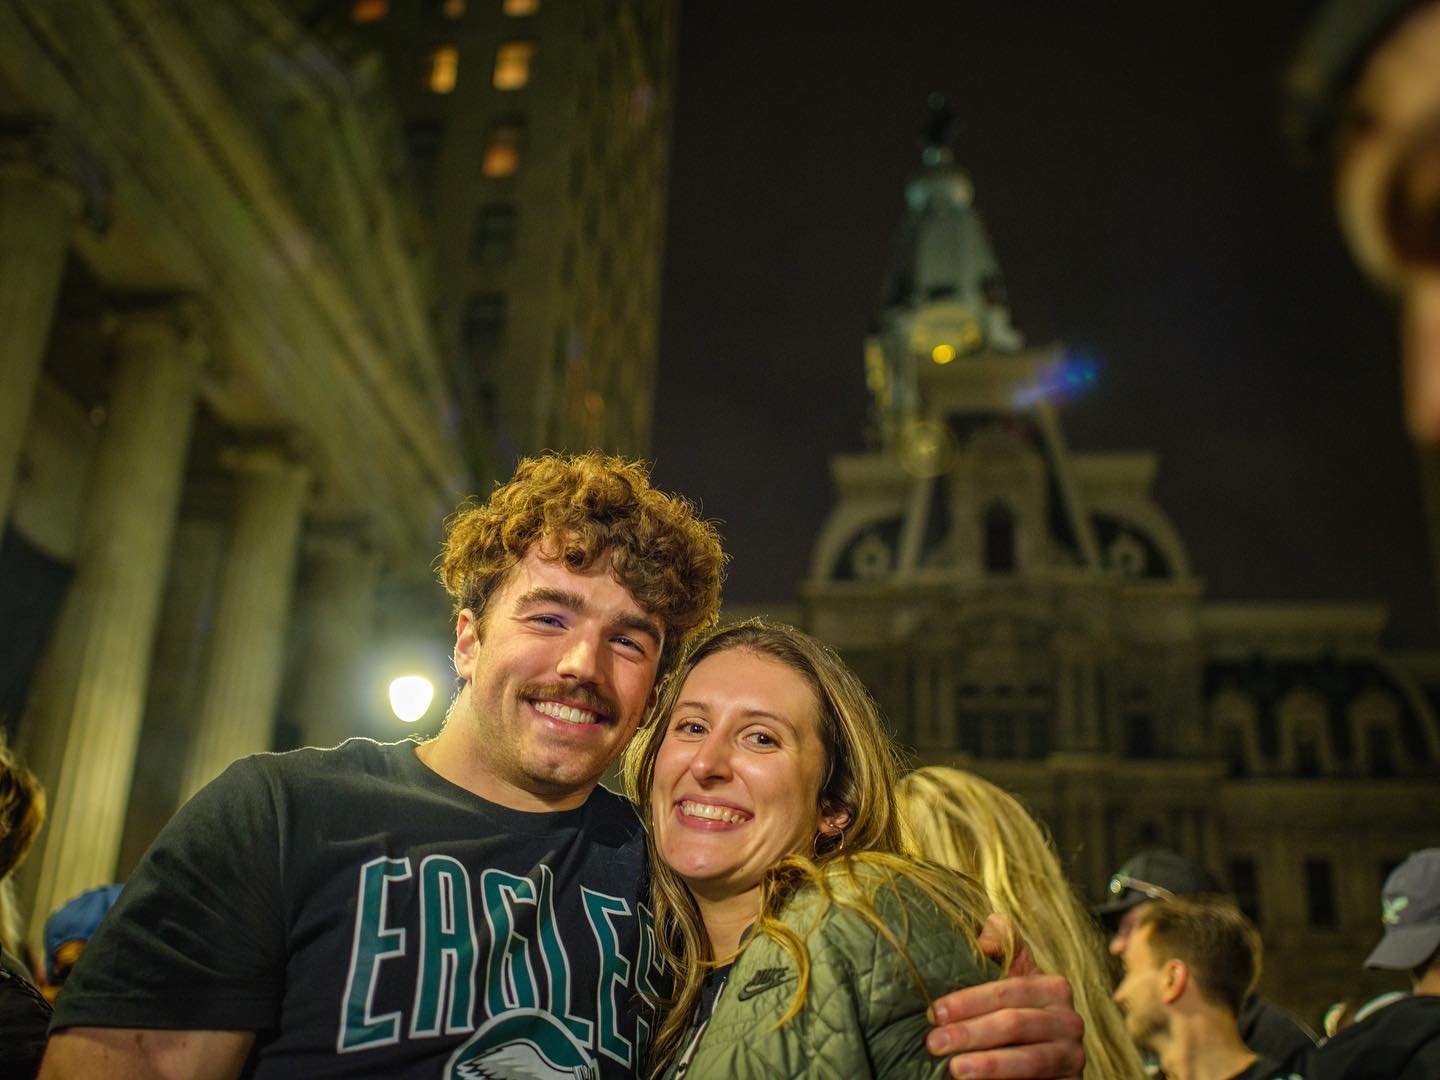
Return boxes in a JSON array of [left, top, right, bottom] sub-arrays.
[[330, 0, 677, 481], [0, 0, 469, 946], [800, 110, 1440, 1025]]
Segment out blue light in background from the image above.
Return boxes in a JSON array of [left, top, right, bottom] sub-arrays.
[[1012, 349, 1102, 408]]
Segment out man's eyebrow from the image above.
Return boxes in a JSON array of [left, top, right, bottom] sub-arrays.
[[514, 586, 589, 612], [615, 612, 664, 645], [515, 587, 663, 644]]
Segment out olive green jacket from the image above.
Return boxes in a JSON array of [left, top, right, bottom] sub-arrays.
[[677, 861, 995, 1078]]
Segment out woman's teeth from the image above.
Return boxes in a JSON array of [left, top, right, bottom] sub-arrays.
[[680, 801, 746, 824]]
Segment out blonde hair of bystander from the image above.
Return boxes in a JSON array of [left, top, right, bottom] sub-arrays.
[[898, 766, 1146, 1080]]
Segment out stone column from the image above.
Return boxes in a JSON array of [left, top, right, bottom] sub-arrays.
[[178, 449, 309, 804], [20, 300, 203, 931], [290, 530, 380, 751], [0, 115, 107, 525]]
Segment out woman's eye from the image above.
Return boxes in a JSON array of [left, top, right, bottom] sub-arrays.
[[745, 731, 777, 748]]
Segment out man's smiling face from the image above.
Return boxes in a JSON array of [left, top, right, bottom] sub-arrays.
[[453, 543, 664, 809]]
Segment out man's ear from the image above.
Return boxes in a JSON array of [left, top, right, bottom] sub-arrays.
[[1161, 958, 1187, 1005], [454, 609, 480, 680]]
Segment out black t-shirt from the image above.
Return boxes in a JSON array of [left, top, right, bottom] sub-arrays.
[[1238, 994, 1316, 1072], [1300, 993, 1440, 1080], [1228, 1052, 1287, 1080], [54, 738, 667, 1077], [0, 947, 51, 1078]]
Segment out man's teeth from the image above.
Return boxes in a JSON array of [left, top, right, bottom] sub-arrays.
[[681, 801, 747, 824], [533, 700, 600, 725]]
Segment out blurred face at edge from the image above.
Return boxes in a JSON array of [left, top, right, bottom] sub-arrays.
[[1334, 2, 1440, 442]]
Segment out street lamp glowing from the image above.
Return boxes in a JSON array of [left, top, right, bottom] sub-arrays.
[[388, 675, 435, 723]]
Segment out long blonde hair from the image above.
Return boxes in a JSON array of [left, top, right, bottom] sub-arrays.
[[898, 767, 1146, 1080], [624, 621, 999, 1077]]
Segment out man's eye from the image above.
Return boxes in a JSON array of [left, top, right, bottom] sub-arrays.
[[614, 635, 644, 654], [531, 614, 564, 628]]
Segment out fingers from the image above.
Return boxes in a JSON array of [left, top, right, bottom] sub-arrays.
[[927, 1002, 1084, 1054], [926, 1008, 1086, 1079], [944, 1040, 1085, 1079], [976, 912, 1039, 976], [929, 974, 1075, 1024], [976, 912, 1012, 960]]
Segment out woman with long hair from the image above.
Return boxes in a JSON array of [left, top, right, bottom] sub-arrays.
[[623, 620, 1004, 1078], [898, 766, 1145, 1080]]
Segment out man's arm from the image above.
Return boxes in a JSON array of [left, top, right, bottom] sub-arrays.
[[926, 914, 1086, 1079], [41, 1027, 255, 1080]]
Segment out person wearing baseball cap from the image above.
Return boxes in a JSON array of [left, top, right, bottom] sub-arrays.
[[1301, 849, 1440, 1078], [1096, 850, 1315, 1070], [42, 885, 122, 1005]]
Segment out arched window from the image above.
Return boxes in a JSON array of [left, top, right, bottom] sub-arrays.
[[1278, 689, 1335, 777], [1349, 690, 1406, 778], [983, 501, 1016, 574], [1210, 689, 1263, 776]]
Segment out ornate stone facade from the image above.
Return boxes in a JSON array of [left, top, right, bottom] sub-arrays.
[[799, 106, 1440, 1026], [0, 0, 469, 944]]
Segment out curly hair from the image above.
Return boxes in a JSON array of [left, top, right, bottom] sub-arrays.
[[0, 736, 45, 957], [0, 737, 44, 879], [437, 453, 727, 677]]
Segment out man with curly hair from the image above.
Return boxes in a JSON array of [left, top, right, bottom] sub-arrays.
[[44, 453, 1083, 1078]]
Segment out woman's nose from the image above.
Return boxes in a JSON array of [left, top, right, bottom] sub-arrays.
[[689, 734, 732, 782]]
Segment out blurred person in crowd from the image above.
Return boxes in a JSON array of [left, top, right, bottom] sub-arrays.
[[1097, 849, 1315, 1066], [42, 454, 1084, 1079], [1299, 848, 1440, 1078], [0, 736, 50, 1078], [1112, 896, 1286, 1080], [41, 884, 121, 1005], [1287, 1, 1440, 442], [898, 766, 1145, 1079], [622, 622, 1017, 1078]]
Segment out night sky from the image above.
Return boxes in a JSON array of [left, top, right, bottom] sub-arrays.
[[651, 1, 1439, 647]]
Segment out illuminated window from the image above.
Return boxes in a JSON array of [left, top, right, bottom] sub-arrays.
[[440, 0, 466, 16], [481, 117, 525, 177], [426, 45, 459, 93], [352, 0, 388, 22], [471, 203, 517, 264], [503, 0, 539, 14], [493, 41, 535, 90]]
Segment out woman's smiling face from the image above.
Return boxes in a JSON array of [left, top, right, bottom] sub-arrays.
[[650, 647, 837, 901]]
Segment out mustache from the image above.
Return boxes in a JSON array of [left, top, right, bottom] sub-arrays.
[[520, 682, 617, 721]]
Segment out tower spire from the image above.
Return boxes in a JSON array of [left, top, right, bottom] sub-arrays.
[[868, 96, 1022, 448]]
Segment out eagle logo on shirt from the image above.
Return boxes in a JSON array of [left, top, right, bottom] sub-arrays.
[[447, 1009, 600, 1080]]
